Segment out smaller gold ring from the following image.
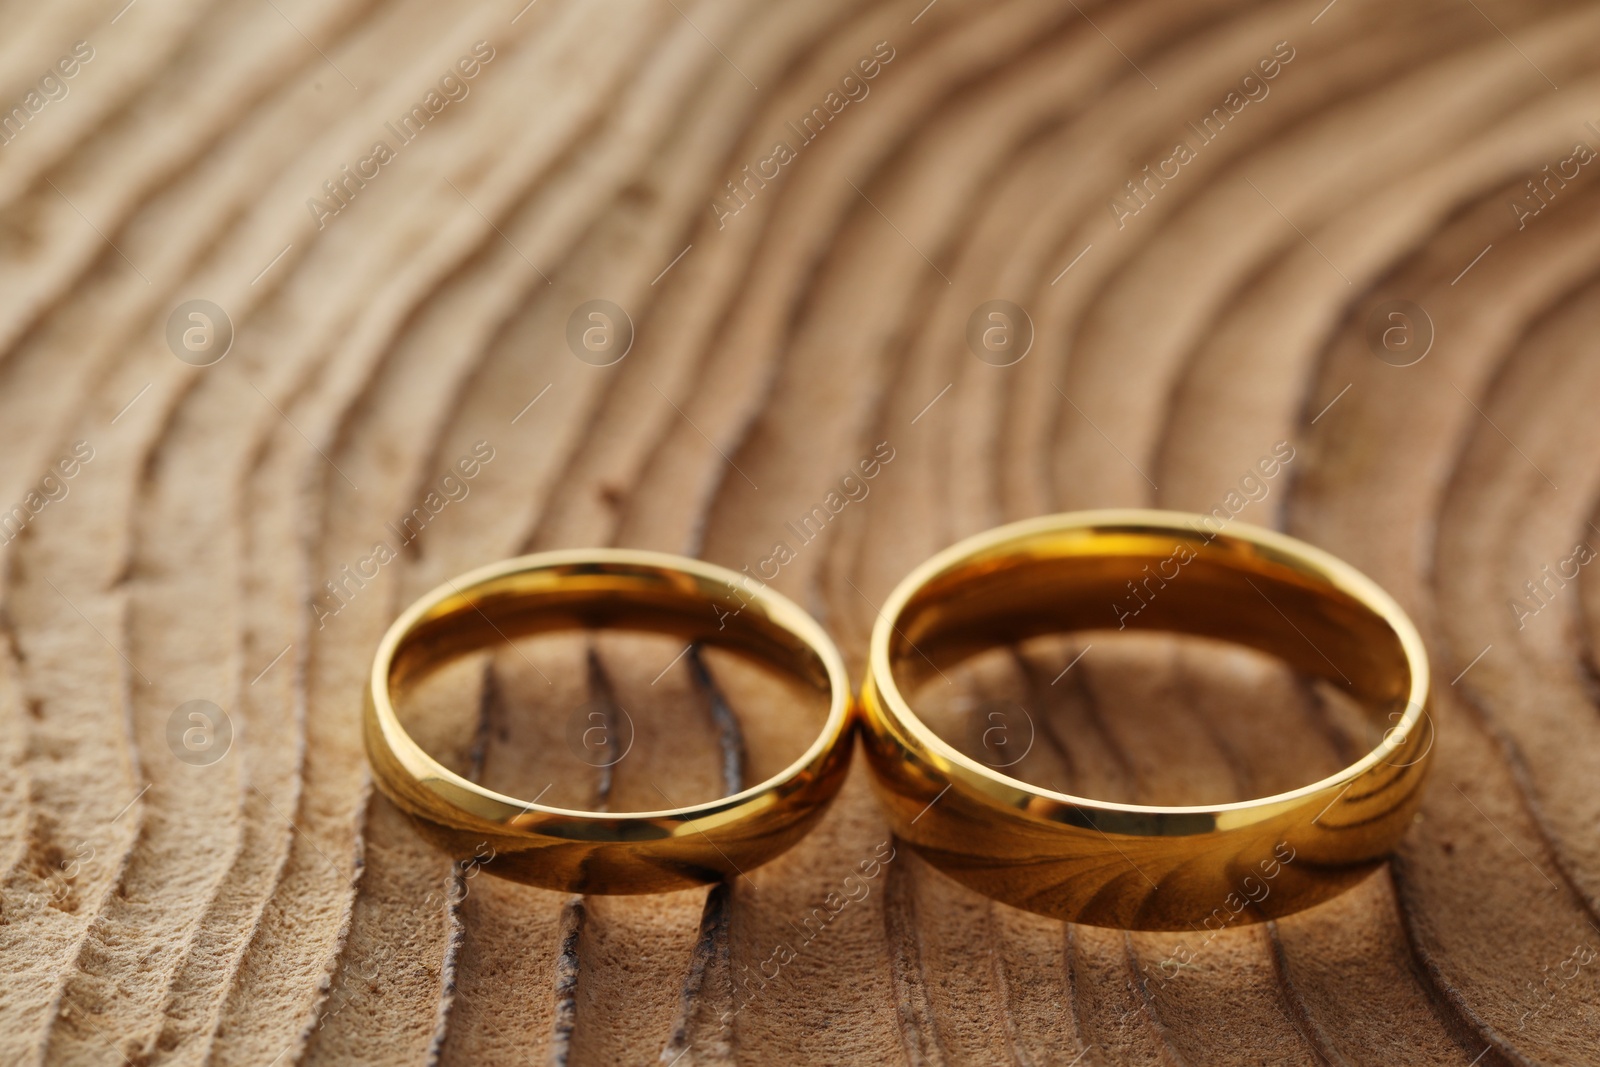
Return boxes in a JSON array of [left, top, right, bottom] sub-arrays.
[[365, 550, 853, 895], [861, 510, 1433, 930]]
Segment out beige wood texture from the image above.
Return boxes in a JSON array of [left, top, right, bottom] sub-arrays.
[[1, 0, 1598, 1063]]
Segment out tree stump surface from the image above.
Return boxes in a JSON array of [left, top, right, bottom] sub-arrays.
[[1, 0, 1597, 1063]]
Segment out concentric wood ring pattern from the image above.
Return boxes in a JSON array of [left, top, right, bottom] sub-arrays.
[[0, 0, 1595, 1063]]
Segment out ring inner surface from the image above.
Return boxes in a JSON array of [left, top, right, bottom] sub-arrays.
[[888, 528, 1413, 800], [391, 564, 830, 694], [386, 562, 833, 815]]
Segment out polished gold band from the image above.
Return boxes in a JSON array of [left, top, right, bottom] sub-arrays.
[[860, 510, 1433, 930], [365, 550, 854, 895]]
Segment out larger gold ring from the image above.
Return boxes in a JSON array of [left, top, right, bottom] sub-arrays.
[[860, 510, 1433, 929], [365, 550, 853, 894]]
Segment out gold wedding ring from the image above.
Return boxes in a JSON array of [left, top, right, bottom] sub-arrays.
[[365, 550, 853, 894], [860, 510, 1433, 929]]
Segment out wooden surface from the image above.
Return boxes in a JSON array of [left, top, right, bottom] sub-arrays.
[[2, 0, 1599, 1063]]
